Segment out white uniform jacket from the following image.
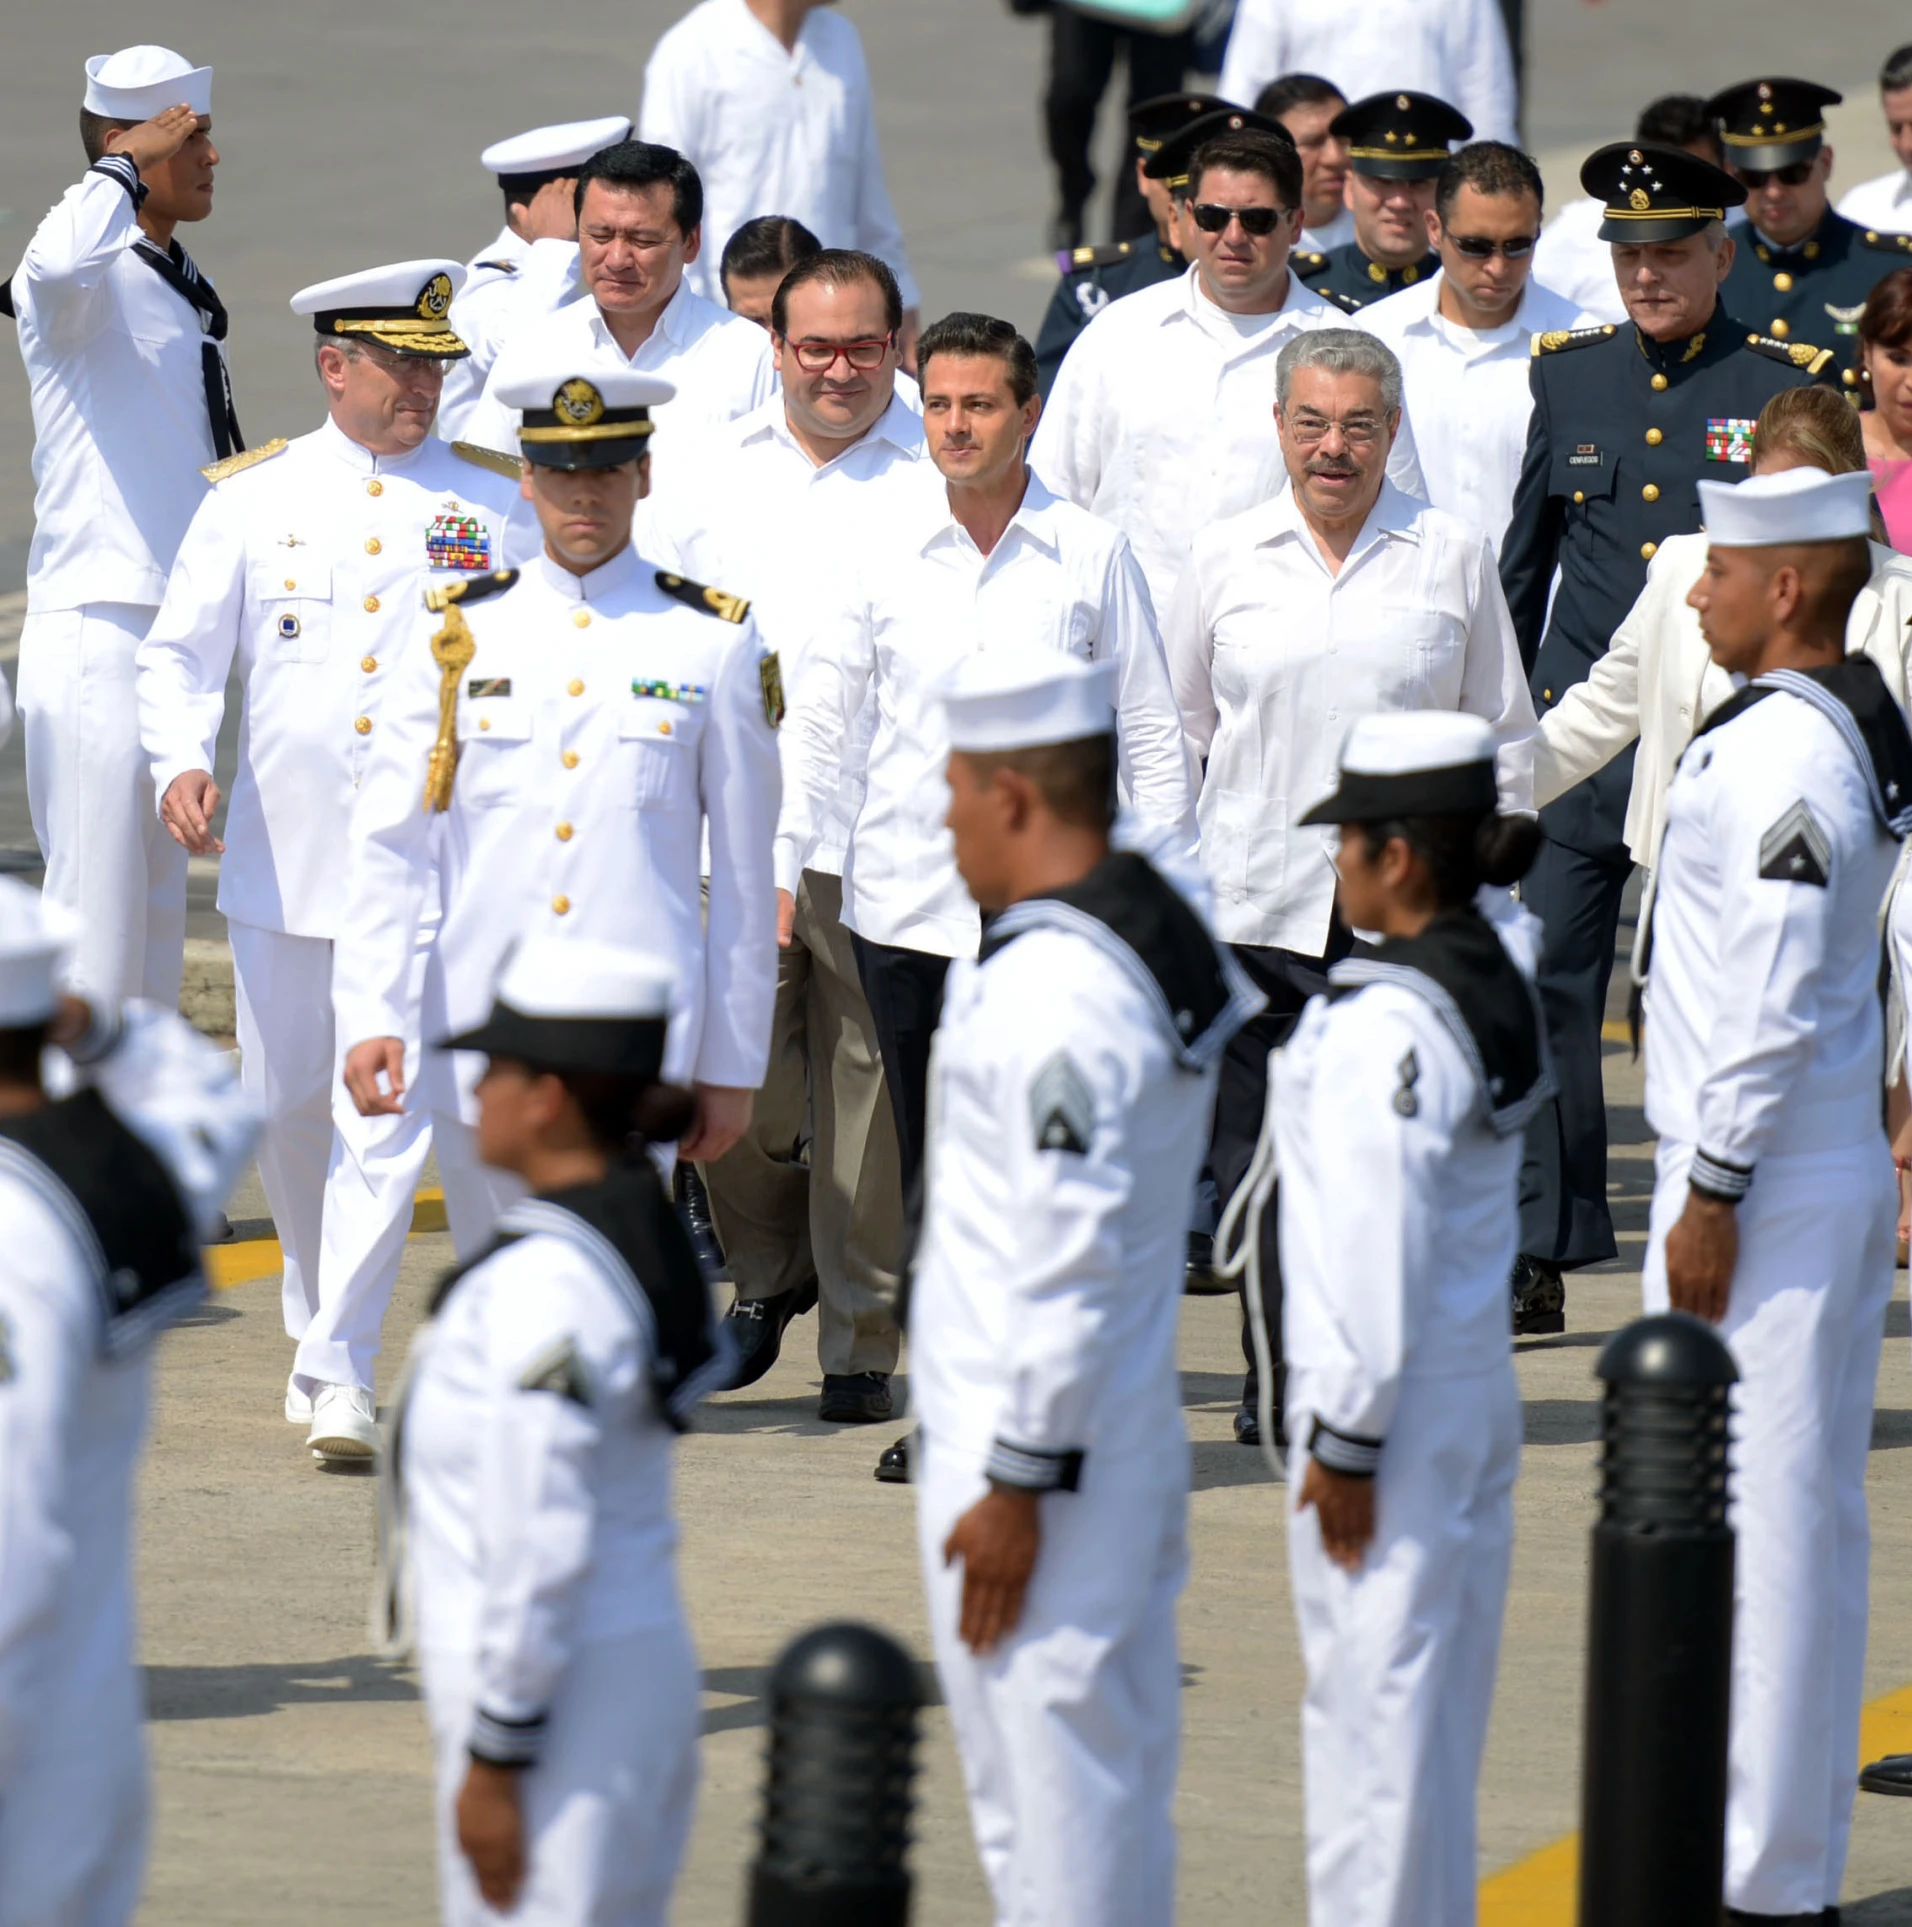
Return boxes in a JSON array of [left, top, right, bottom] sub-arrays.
[[1532, 199, 1628, 328], [137, 422, 533, 940], [1837, 170, 1912, 236], [787, 466, 1196, 957], [0, 1005, 256, 1919], [1277, 899, 1553, 1467], [1644, 662, 1912, 1197], [437, 236, 582, 445], [10, 157, 232, 612], [910, 851, 1261, 1486], [1534, 533, 1912, 869], [334, 546, 780, 1091], [1032, 266, 1427, 616]]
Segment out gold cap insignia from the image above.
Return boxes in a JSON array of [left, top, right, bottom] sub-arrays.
[[1396, 94, 1410, 110], [1226, 114, 1244, 130], [553, 379, 605, 427], [1757, 82, 1772, 100], [1628, 149, 1644, 165], [416, 273, 454, 321], [1629, 188, 1651, 211]]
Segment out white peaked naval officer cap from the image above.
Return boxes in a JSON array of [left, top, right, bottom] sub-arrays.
[[941, 654, 1118, 753], [290, 260, 471, 358], [0, 878, 78, 1027], [84, 46, 213, 121], [480, 117, 632, 175], [1697, 466, 1875, 546], [1300, 711, 1500, 824]]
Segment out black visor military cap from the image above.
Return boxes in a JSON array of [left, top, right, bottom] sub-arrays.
[[1329, 91, 1474, 181], [1128, 92, 1234, 159], [1707, 77, 1842, 173], [495, 367, 672, 471], [1581, 140, 1746, 243], [1143, 107, 1293, 190]]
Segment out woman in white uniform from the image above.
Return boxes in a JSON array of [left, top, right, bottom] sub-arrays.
[[381, 938, 726, 1926], [1271, 712, 1552, 1927]]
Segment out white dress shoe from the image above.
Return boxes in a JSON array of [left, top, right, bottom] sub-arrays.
[[284, 1375, 314, 1425], [308, 1384, 379, 1462]]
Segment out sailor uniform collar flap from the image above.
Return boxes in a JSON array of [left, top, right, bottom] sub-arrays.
[[0, 1089, 202, 1357], [978, 850, 1263, 1069], [1327, 911, 1555, 1137], [1692, 654, 1912, 836], [430, 1156, 727, 1428]]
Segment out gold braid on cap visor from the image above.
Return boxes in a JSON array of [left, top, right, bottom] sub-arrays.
[[518, 418, 657, 443], [1601, 205, 1726, 221], [1720, 123, 1825, 147]]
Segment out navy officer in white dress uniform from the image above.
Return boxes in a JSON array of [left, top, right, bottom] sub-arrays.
[[379, 936, 724, 1926], [0, 878, 257, 1924], [336, 361, 781, 1255], [1268, 711, 1551, 1926], [1640, 466, 1912, 1924], [910, 653, 1260, 1927]]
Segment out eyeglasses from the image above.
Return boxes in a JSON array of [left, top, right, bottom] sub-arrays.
[[1444, 232, 1537, 260], [1736, 160, 1816, 188], [1284, 412, 1386, 447], [1190, 203, 1291, 238], [786, 335, 894, 372]]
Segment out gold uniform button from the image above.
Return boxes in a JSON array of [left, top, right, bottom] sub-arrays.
[[366, 479, 383, 497], [1770, 318, 1790, 339], [363, 594, 380, 613], [1543, 688, 1553, 702], [1645, 427, 1663, 446], [1572, 490, 1585, 504], [479, 717, 491, 731], [573, 609, 591, 628], [1641, 541, 1658, 560], [360, 655, 377, 673], [567, 678, 584, 697], [1773, 271, 1794, 293], [354, 716, 372, 735], [562, 750, 580, 769], [1650, 373, 1668, 391], [555, 822, 574, 842], [283, 576, 297, 590], [364, 536, 382, 555], [552, 895, 571, 916], [658, 720, 673, 736], [1642, 484, 1660, 503]]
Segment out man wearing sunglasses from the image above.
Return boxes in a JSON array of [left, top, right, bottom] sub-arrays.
[[1357, 142, 1595, 551], [1715, 76, 1908, 381]]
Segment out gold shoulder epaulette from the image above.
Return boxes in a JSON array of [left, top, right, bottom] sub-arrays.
[[1861, 229, 1912, 255], [655, 571, 749, 624], [450, 440, 524, 479], [472, 257, 519, 274], [1531, 324, 1617, 358], [1293, 251, 1328, 273], [1746, 333, 1836, 376], [423, 569, 519, 615], [1068, 241, 1132, 270], [201, 437, 288, 484]]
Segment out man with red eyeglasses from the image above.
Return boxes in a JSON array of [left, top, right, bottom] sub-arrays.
[[1358, 142, 1596, 551], [647, 249, 924, 1425], [1715, 76, 1909, 382]]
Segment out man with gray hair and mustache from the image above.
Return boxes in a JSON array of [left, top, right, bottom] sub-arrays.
[[1165, 325, 1533, 1454]]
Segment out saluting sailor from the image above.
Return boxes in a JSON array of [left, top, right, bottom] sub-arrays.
[[380, 937, 723, 1927], [337, 361, 780, 1257], [1641, 466, 1911, 1922], [0, 878, 257, 1925], [137, 260, 534, 1464], [1268, 711, 1549, 1927], [911, 652, 1259, 1927]]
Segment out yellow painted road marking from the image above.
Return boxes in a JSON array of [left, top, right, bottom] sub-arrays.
[[1600, 1020, 1632, 1044], [203, 1188, 448, 1291]]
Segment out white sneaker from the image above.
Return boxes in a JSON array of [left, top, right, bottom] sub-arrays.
[[308, 1384, 379, 1462], [284, 1375, 314, 1425]]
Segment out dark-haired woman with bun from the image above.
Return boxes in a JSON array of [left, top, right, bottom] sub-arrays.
[[1860, 266, 1912, 550], [1266, 709, 1551, 1927]]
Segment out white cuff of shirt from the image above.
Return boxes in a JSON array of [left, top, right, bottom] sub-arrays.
[[1689, 1149, 1753, 1203], [88, 155, 146, 207], [986, 1437, 1084, 1493], [1308, 1415, 1384, 1479], [468, 1703, 546, 1767]]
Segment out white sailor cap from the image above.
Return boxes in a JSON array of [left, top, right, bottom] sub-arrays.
[[1300, 711, 1499, 824], [84, 46, 212, 122], [941, 653, 1117, 753], [496, 365, 675, 468], [480, 116, 631, 177], [290, 260, 469, 358], [0, 878, 78, 1027], [1697, 466, 1875, 547], [441, 939, 676, 1078]]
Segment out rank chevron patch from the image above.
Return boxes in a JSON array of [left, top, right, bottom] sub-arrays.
[[1029, 1051, 1095, 1156], [1757, 799, 1831, 887]]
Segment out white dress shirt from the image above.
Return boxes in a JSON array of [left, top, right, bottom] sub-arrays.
[[137, 421, 534, 940], [1031, 264, 1427, 617], [788, 466, 1196, 958], [640, 0, 919, 309], [461, 278, 775, 487], [438, 235, 582, 444], [1166, 480, 1535, 954], [646, 390, 926, 889], [1531, 198, 1626, 327], [1218, 0, 1517, 146], [1357, 273, 1597, 552], [1838, 169, 1912, 235], [10, 160, 231, 611], [1300, 208, 1355, 256]]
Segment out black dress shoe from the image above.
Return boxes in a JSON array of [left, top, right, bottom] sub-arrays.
[[676, 1163, 732, 1283], [874, 1433, 912, 1484], [1234, 1405, 1260, 1446], [1183, 1230, 1232, 1295], [1511, 1255, 1566, 1335], [1861, 1751, 1912, 1795], [719, 1285, 807, 1390], [818, 1372, 894, 1424]]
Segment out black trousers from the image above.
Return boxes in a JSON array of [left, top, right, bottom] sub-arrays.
[[1517, 831, 1630, 1269], [1212, 932, 1355, 1425], [1045, 5, 1192, 240], [850, 932, 951, 1215]]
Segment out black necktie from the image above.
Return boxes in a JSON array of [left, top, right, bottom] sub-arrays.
[[133, 239, 244, 460]]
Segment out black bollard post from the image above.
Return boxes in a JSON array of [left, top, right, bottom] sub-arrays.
[[747, 1620, 923, 1927], [1578, 1312, 1738, 1926]]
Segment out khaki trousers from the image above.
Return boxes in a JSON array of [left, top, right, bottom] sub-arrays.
[[703, 869, 902, 1375]]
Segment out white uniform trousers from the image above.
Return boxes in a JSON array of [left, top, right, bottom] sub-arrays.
[[916, 1433, 1187, 1927], [424, 1034, 529, 1261], [18, 602, 186, 1007], [1287, 1362, 1520, 1927], [420, 1624, 700, 1927], [1644, 1138, 1894, 1918]]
